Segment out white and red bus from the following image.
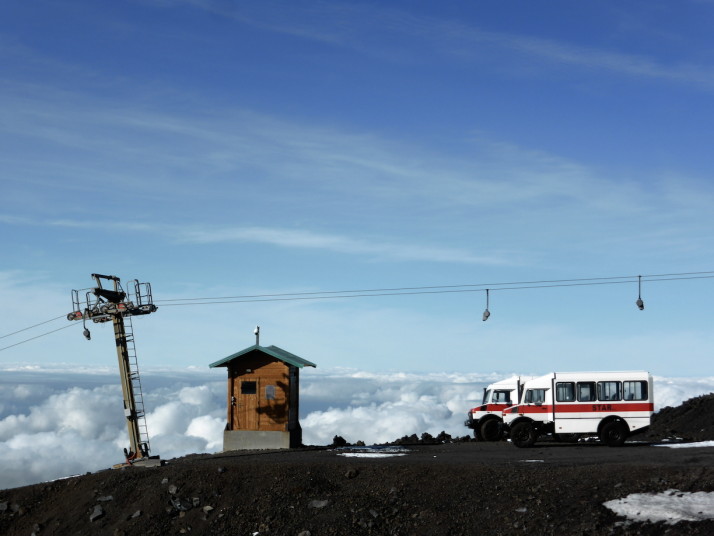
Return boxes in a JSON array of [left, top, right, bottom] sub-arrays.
[[502, 371, 654, 447], [465, 376, 534, 441]]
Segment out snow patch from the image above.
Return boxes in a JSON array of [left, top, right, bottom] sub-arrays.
[[654, 440, 714, 449], [604, 489, 714, 524], [338, 452, 408, 458], [336, 445, 410, 458]]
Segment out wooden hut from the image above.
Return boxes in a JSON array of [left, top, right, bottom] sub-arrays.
[[209, 332, 316, 450]]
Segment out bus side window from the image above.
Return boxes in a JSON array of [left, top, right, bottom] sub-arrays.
[[494, 390, 511, 404], [556, 382, 575, 402], [577, 382, 596, 402], [623, 381, 648, 401], [525, 389, 547, 404], [597, 381, 622, 401]]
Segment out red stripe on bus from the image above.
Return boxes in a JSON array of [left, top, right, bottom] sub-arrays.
[[513, 402, 653, 415], [554, 402, 653, 413]]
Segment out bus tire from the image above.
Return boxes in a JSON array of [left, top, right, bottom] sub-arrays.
[[480, 419, 501, 442], [601, 420, 628, 447], [511, 422, 537, 448]]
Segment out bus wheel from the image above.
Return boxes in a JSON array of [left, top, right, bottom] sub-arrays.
[[480, 419, 501, 442], [601, 421, 628, 447], [510, 422, 537, 448]]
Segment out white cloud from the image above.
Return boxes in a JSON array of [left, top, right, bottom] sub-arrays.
[[652, 376, 714, 410], [186, 415, 225, 451], [300, 372, 714, 445], [143, 383, 226, 459], [26, 219, 506, 265], [0, 385, 124, 442], [146, 401, 195, 437], [0, 372, 227, 488], [3, 73, 713, 273], [0, 431, 123, 487], [176, 225, 506, 265], [0, 367, 712, 490], [178, 384, 218, 407]]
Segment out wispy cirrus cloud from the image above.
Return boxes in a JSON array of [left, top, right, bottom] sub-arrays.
[[3, 85, 712, 266], [177, 0, 714, 89], [3, 72, 713, 266], [0, 80, 687, 216], [0, 81, 673, 210], [178, 225, 513, 265], [470, 30, 714, 87], [0, 216, 511, 265]]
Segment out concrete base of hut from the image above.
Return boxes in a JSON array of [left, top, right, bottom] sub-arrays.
[[223, 428, 302, 451]]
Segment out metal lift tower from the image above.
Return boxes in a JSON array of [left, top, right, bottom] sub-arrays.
[[67, 274, 160, 467]]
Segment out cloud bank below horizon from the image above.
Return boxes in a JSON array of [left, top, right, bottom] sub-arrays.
[[0, 367, 712, 489]]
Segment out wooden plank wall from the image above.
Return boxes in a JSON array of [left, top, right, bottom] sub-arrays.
[[228, 355, 290, 432]]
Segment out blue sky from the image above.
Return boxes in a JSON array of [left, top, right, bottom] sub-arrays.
[[2, 0, 714, 377]]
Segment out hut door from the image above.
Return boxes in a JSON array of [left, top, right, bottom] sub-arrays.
[[234, 378, 260, 430]]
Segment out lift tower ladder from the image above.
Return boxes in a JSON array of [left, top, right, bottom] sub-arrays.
[[67, 274, 159, 466], [117, 314, 151, 457]]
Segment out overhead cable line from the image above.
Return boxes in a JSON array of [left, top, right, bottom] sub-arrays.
[[0, 323, 78, 353], [155, 271, 714, 306], [1, 270, 713, 351], [156, 274, 714, 307], [155, 274, 639, 303], [0, 314, 66, 339]]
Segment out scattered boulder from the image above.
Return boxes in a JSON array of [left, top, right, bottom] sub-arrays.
[[344, 468, 359, 479], [170, 496, 191, 512], [89, 505, 104, 522]]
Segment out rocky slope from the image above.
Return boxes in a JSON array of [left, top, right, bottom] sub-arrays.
[[1, 393, 713, 536]]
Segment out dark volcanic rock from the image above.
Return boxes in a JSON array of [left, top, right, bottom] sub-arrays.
[[644, 393, 714, 442], [1, 394, 714, 535]]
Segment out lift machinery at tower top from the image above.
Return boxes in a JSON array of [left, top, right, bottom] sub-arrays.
[[67, 273, 160, 467]]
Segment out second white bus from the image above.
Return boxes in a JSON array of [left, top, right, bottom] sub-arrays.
[[502, 371, 654, 448]]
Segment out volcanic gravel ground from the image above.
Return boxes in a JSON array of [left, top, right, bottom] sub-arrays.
[[1, 393, 714, 536]]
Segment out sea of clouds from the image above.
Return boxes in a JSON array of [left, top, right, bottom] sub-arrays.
[[1, 366, 713, 489]]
